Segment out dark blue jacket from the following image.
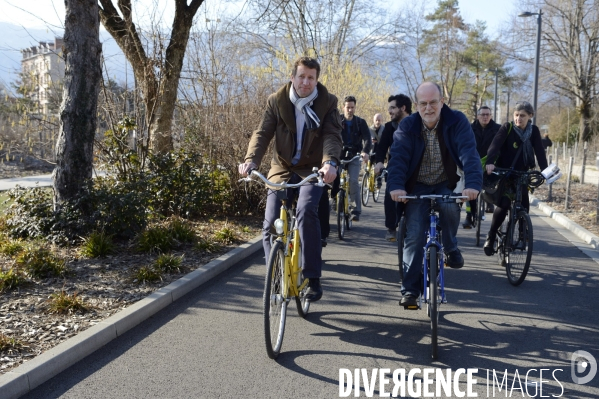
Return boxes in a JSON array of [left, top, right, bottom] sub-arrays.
[[387, 104, 482, 193]]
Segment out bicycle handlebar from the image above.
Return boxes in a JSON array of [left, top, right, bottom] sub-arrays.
[[397, 194, 469, 202], [340, 155, 362, 165], [238, 167, 325, 188]]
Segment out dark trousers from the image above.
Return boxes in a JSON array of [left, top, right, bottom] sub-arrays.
[[262, 174, 323, 278], [384, 185, 398, 230], [318, 185, 331, 239], [489, 185, 530, 234]]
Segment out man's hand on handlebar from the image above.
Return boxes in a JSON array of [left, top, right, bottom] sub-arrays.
[[319, 163, 338, 184], [238, 162, 257, 177], [485, 164, 495, 175], [462, 188, 479, 201], [390, 189, 408, 203], [374, 162, 384, 175]]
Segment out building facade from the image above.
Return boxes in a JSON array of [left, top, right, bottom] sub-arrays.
[[20, 37, 65, 115]]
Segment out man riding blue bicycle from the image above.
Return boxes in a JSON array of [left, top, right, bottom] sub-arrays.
[[387, 82, 482, 308]]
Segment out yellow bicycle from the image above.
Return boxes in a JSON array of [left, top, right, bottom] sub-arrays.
[[361, 157, 381, 206], [337, 154, 361, 239], [240, 168, 324, 359]]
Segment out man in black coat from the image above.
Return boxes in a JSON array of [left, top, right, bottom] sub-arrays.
[[373, 94, 412, 240], [463, 106, 501, 228]]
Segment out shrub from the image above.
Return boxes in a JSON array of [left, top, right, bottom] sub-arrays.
[[195, 239, 220, 253], [137, 227, 175, 254], [0, 238, 25, 257], [0, 267, 28, 292], [134, 266, 162, 284], [0, 333, 24, 351], [214, 227, 237, 244], [80, 231, 114, 258], [47, 290, 89, 314], [168, 218, 196, 243], [16, 247, 68, 279], [154, 254, 183, 273]]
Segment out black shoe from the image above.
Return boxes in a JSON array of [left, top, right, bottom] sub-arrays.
[[321, 238, 328, 248], [351, 213, 360, 222], [484, 232, 496, 256], [399, 294, 418, 308], [445, 249, 464, 269], [305, 278, 323, 302], [462, 213, 473, 229]]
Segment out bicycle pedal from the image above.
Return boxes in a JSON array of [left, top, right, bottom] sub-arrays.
[[403, 304, 419, 310]]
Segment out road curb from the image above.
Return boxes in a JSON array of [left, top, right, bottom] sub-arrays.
[[0, 235, 263, 399], [530, 195, 599, 249]]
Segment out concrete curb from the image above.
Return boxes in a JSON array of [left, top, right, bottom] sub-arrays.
[[0, 235, 263, 399], [530, 195, 599, 249]]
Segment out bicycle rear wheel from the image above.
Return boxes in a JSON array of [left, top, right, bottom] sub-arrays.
[[373, 186, 381, 202], [505, 210, 533, 286], [428, 246, 439, 359], [475, 196, 485, 247], [361, 174, 370, 206], [264, 241, 287, 359], [337, 190, 345, 239]]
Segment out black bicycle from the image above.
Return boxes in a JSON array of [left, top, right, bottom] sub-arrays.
[[485, 168, 544, 286]]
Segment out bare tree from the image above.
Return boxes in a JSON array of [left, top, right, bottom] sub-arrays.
[[98, 0, 205, 154], [52, 0, 101, 206], [541, 0, 599, 143]]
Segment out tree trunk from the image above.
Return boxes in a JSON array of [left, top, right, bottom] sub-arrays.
[[53, 0, 102, 207], [99, 0, 205, 155]]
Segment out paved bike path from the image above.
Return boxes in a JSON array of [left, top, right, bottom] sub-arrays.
[[14, 193, 598, 398]]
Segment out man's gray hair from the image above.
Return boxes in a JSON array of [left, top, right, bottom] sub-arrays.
[[514, 101, 535, 115]]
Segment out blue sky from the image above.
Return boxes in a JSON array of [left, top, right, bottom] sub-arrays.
[[0, 0, 515, 35]]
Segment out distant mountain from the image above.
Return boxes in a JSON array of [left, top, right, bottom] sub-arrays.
[[0, 22, 127, 92]]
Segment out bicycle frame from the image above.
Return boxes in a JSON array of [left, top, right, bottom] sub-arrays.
[[240, 169, 323, 299], [422, 209, 446, 308]]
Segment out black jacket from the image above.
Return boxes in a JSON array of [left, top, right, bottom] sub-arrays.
[[471, 119, 501, 158], [487, 122, 548, 171], [340, 115, 372, 158], [375, 121, 398, 164]]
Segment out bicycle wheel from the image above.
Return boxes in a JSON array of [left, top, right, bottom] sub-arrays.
[[337, 190, 345, 239], [475, 196, 485, 247], [505, 210, 533, 286], [428, 245, 439, 359], [264, 241, 287, 359], [497, 214, 510, 267], [345, 192, 352, 230], [397, 216, 406, 283], [373, 185, 381, 202], [361, 173, 370, 206]]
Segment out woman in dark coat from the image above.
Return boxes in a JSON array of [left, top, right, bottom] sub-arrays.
[[483, 101, 548, 255]]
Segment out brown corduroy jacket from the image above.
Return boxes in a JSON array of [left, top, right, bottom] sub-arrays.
[[244, 82, 343, 184]]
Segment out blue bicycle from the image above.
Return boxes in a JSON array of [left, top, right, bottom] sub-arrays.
[[397, 194, 467, 359]]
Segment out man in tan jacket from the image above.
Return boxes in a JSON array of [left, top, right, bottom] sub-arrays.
[[239, 57, 343, 301]]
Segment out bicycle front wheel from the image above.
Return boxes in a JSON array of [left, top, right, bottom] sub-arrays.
[[475, 196, 485, 247], [361, 174, 370, 206], [505, 210, 533, 286], [264, 241, 287, 359], [428, 246, 439, 359], [337, 190, 345, 239]]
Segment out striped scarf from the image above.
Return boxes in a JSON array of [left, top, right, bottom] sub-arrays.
[[289, 85, 320, 129]]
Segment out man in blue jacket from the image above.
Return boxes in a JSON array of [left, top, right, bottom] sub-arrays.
[[387, 82, 482, 308]]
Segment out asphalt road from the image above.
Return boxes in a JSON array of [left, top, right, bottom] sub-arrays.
[[20, 195, 599, 398]]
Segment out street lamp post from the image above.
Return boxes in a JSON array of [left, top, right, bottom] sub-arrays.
[[503, 89, 510, 123], [493, 67, 498, 121], [519, 9, 543, 125]]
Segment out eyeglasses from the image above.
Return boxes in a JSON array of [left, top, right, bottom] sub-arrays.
[[479, 113, 491, 117], [417, 99, 441, 109]]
